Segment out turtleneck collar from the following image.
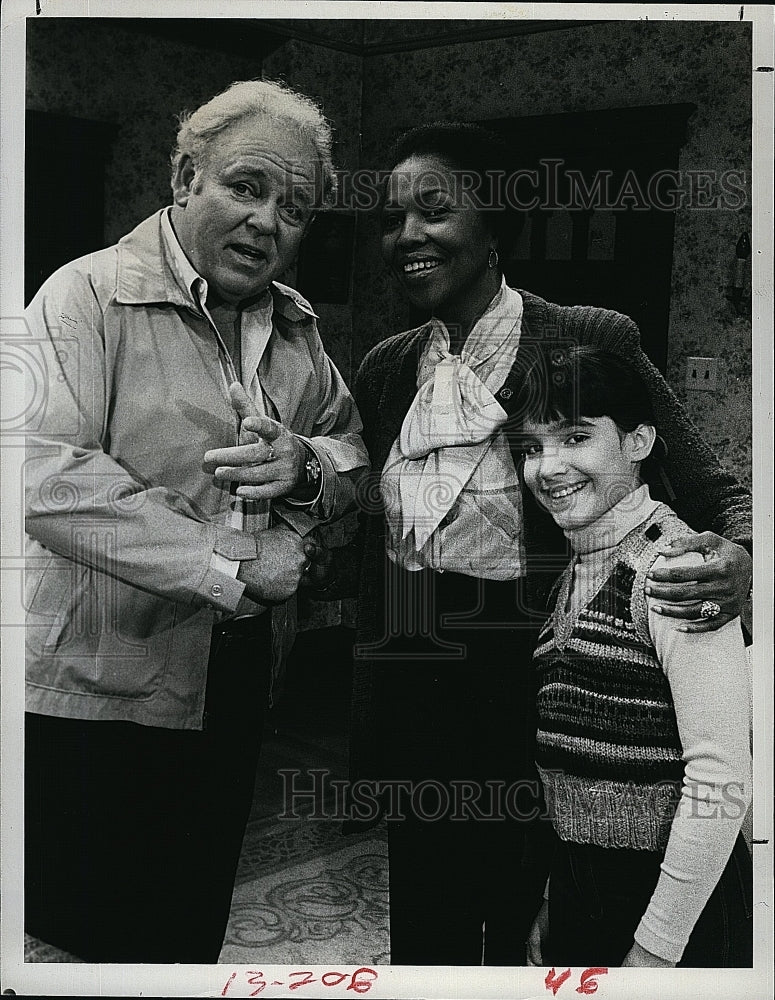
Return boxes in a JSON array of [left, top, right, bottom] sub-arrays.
[[564, 483, 659, 556]]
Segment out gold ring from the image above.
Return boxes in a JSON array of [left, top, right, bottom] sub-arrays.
[[700, 600, 721, 619]]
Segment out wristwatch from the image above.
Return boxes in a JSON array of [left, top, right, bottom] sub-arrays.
[[304, 450, 322, 491]]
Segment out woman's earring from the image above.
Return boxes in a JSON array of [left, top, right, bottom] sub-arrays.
[[488, 249, 499, 270]]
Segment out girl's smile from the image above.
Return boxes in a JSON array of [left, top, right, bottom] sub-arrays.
[[522, 415, 653, 530]]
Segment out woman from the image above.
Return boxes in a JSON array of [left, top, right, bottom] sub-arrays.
[[348, 123, 752, 966]]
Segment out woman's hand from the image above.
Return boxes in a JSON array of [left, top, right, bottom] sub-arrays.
[[526, 899, 549, 966], [645, 532, 752, 633], [621, 940, 676, 968]]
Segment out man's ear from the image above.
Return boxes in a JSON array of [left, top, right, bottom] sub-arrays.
[[625, 423, 657, 463], [172, 154, 197, 207]]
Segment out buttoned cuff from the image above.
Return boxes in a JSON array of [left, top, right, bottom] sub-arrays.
[[197, 528, 260, 612], [274, 506, 320, 537], [198, 565, 245, 612]]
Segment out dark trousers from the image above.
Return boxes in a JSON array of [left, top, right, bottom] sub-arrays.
[[546, 834, 753, 967], [375, 568, 551, 966], [25, 616, 270, 963], [388, 799, 546, 965]]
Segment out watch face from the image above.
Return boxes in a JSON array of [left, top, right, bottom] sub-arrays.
[[306, 455, 322, 486]]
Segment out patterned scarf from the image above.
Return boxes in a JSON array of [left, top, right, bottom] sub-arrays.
[[381, 281, 526, 580]]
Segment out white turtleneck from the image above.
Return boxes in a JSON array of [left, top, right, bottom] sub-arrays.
[[558, 484, 752, 963]]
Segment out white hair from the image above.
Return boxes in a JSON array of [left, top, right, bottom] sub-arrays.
[[171, 78, 336, 207]]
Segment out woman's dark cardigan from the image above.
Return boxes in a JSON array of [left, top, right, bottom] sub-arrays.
[[348, 290, 752, 798]]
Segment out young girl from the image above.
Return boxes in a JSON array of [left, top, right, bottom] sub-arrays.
[[519, 345, 752, 968]]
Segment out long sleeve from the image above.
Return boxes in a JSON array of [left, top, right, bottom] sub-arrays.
[[24, 261, 257, 612], [279, 340, 368, 532], [634, 554, 752, 962]]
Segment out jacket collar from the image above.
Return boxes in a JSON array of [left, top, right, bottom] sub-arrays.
[[114, 208, 318, 323]]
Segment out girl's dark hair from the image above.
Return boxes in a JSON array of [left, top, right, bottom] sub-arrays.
[[384, 122, 524, 256], [516, 343, 657, 434]]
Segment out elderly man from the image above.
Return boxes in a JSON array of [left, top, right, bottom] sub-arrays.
[[24, 79, 367, 963]]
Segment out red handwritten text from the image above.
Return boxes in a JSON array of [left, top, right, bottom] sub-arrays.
[[545, 967, 608, 996], [221, 968, 379, 997]]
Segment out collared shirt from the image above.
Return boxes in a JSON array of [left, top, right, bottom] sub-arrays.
[[381, 280, 526, 580]]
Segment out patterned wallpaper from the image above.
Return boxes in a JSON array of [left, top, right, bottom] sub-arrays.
[[263, 38, 363, 383], [26, 19, 262, 247]]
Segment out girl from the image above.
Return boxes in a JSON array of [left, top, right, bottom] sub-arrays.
[[520, 345, 752, 967]]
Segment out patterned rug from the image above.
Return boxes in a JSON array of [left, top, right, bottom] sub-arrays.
[[220, 817, 389, 966]]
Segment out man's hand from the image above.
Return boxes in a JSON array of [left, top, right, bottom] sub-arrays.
[[621, 940, 675, 968], [645, 532, 752, 633], [237, 526, 319, 603], [204, 383, 307, 500]]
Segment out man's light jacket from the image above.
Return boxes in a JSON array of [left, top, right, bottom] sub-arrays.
[[24, 210, 367, 730]]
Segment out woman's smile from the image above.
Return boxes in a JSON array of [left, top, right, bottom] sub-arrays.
[[401, 256, 443, 276], [381, 153, 501, 333]]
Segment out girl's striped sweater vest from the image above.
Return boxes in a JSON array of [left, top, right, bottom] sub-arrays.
[[534, 505, 691, 851]]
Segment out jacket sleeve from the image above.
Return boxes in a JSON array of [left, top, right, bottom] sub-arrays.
[[277, 326, 369, 534], [558, 304, 752, 551], [24, 262, 257, 612]]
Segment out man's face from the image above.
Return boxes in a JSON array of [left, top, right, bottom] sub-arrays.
[[173, 114, 318, 305]]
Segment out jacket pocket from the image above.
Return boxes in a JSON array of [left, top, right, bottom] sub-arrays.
[[27, 558, 176, 702]]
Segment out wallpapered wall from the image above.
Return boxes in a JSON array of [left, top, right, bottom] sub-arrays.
[[26, 20, 261, 247], [26, 18, 752, 488], [350, 20, 753, 488]]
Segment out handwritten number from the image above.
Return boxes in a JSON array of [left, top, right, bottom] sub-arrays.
[[246, 971, 267, 996], [288, 971, 316, 991], [347, 968, 379, 994], [322, 972, 348, 987], [220, 968, 379, 996], [545, 968, 573, 996], [576, 968, 608, 995]]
